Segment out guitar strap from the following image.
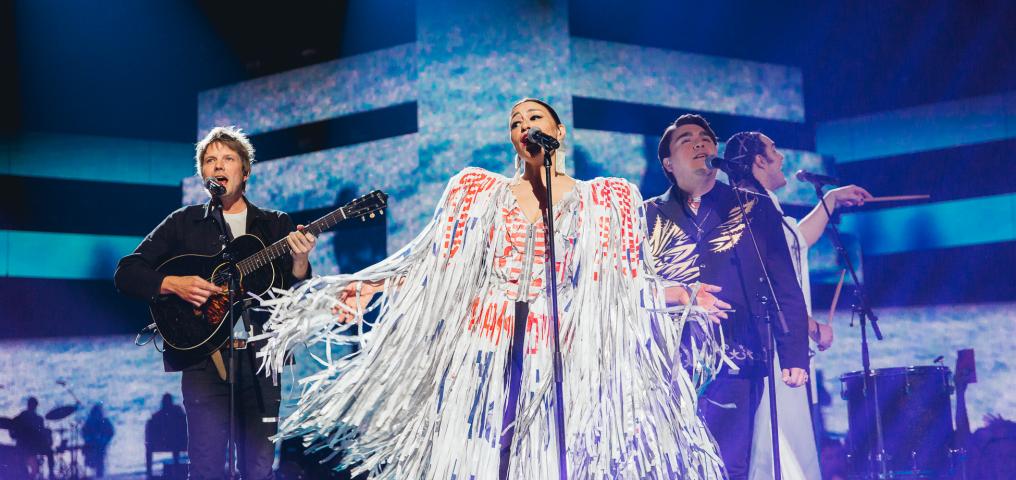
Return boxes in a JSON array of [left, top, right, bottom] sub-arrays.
[[210, 351, 228, 381]]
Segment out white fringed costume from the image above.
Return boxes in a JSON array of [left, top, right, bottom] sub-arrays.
[[255, 168, 728, 479]]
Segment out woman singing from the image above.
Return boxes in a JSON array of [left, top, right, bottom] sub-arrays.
[[255, 99, 729, 479]]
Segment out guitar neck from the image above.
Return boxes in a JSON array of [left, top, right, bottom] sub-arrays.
[[236, 207, 349, 275]]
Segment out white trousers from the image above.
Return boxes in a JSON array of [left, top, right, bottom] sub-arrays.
[[748, 355, 821, 480]]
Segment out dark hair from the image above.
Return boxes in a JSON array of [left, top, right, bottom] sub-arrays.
[[723, 131, 767, 185], [511, 98, 562, 126], [656, 113, 718, 185]]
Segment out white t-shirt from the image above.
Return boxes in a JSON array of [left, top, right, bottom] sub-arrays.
[[223, 209, 248, 339]]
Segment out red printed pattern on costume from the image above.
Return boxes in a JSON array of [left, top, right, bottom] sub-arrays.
[[589, 180, 640, 279], [467, 298, 511, 346], [499, 206, 548, 301], [466, 297, 552, 354], [442, 171, 497, 259], [524, 310, 552, 354]]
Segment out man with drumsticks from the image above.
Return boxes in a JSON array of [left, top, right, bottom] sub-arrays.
[[720, 130, 872, 480]]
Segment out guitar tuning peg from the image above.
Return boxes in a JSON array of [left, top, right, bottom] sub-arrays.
[[360, 216, 366, 222], [379, 210, 384, 215], [369, 213, 376, 219]]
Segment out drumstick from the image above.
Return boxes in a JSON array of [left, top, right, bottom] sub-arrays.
[[828, 269, 846, 325], [866, 194, 930, 203]]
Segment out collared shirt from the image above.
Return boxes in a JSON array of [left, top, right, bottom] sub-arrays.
[[114, 198, 308, 371], [645, 182, 809, 372]]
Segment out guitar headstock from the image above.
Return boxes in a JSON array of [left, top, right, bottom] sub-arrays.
[[343, 190, 389, 221]]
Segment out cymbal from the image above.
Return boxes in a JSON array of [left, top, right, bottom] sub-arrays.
[[0, 417, 12, 430], [45, 405, 78, 421]]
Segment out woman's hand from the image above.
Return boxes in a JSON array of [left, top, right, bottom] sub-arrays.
[[664, 282, 732, 323], [332, 281, 383, 323]]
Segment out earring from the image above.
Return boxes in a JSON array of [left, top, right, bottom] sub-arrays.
[[555, 150, 567, 175], [513, 155, 523, 178]]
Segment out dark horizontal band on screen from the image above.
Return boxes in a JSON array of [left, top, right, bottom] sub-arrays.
[[572, 96, 815, 151]]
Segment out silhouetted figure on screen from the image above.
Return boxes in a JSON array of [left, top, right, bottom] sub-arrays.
[[82, 403, 115, 478], [10, 397, 52, 478], [146, 393, 187, 478]]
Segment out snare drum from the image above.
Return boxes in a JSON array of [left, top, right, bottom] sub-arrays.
[[840, 366, 954, 479]]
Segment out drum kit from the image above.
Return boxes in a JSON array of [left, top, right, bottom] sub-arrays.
[[0, 386, 90, 479], [840, 365, 962, 479], [45, 403, 88, 480]]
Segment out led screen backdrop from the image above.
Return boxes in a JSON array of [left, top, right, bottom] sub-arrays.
[[4, 1, 1013, 475]]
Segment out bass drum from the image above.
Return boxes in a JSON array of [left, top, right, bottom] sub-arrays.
[[840, 366, 954, 479]]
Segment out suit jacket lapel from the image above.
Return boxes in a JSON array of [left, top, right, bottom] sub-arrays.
[[695, 190, 726, 238], [653, 187, 700, 237]]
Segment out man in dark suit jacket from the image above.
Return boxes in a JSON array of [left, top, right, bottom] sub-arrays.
[[644, 114, 809, 479]]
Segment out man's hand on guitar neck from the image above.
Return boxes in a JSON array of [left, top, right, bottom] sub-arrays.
[[161, 275, 223, 307], [288, 225, 317, 280]]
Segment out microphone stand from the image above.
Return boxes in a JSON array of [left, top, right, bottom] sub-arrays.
[[224, 259, 240, 480], [807, 183, 887, 479], [211, 197, 241, 480], [538, 145, 569, 480], [57, 382, 83, 479], [731, 185, 790, 480]]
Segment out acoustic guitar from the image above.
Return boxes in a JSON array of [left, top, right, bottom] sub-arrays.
[[149, 190, 388, 360]]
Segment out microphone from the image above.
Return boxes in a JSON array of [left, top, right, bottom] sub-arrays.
[[205, 177, 227, 196], [795, 170, 840, 187], [523, 127, 560, 151], [709, 156, 731, 170]]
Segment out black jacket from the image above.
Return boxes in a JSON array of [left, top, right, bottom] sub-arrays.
[[645, 182, 809, 373], [114, 199, 308, 371]]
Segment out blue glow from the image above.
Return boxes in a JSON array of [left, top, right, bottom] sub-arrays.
[[816, 92, 1016, 163], [0, 133, 191, 185], [571, 129, 647, 185], [840, 193, 1016, 255], [807, 233, 864, 285], [1, 231, 142, 279]]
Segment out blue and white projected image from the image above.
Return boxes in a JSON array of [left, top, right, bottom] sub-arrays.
[[5, 0, 1015, 477]]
